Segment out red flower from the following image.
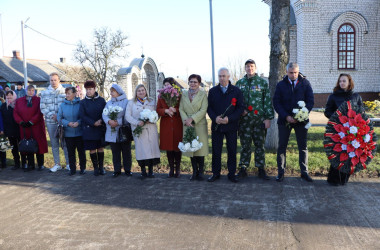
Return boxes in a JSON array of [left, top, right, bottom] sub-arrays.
[[347, 144, 355, 152], [231, 98, 237, 106], [339, 116, 349, 124], [360, 154, 367, 163], [340, 152, 348, 162], [347, 109, 356, 118], [247, 106, 253, 112], [351, 156, 359, 166], [254, 110, 258, 115], [333, 144, 342, 152]]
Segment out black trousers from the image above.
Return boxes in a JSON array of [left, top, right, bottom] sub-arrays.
[[26, 153, 44, 167], [277, 123, 308, 175], [8, 136, 26, 167], [110, 141, 132, 173], [65, 136, 86, 172], [211, 129, 237, 177]]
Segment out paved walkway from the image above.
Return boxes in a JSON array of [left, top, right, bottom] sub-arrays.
[[1, 168, 380, 249]]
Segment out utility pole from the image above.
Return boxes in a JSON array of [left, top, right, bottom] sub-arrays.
[[209, 0, 215, 86], [21, 18, 29, 88]]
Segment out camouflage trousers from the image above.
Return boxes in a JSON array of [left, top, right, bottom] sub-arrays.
[[239, 120, 266, 169]]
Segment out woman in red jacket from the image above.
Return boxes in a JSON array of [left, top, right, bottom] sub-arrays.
[[156, 77, 183, 177], [13, 85, 48, 171]]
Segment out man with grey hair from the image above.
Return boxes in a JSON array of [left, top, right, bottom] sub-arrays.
[[207, 67, 244, 183], [235, 59, 274, 180], [40, 72, 70, 172], [273, 62, 314, 182]]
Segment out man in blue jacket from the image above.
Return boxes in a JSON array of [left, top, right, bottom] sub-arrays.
[[207, 68, 244, 183], [273, 62, 314, 182]]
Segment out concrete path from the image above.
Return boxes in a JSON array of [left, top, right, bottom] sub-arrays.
[[1, 168, 380, 249]]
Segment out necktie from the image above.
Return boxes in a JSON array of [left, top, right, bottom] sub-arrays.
[[291, 80, 295, 92], [222, 86, 227, 94]]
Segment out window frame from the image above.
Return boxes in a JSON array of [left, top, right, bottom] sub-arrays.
[[337, 23, 356, 70]]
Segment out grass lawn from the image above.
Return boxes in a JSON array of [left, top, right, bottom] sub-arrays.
[[6, 123, 379, 177]]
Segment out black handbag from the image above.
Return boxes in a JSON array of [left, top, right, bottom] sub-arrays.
[[117, 120, 133, 142], [19, 127, 39, 153], [54, 123, 66, 149]]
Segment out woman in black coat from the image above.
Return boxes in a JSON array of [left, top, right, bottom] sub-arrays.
[[324, 73, 363, 185], [79, 81, 107, 176], [0, 91, 26, 170]]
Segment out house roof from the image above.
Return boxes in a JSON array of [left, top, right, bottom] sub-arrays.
[[0, 57, 69, 83]]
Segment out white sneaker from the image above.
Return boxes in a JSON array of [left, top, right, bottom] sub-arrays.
[[66, 165, 70, 171], [50, 164, 62, 172]]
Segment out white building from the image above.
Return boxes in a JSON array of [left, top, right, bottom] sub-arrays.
[[265, 0, 380, 107]]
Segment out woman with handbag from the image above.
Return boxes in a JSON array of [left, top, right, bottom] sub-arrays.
[[0, 91, 27, 170], [13, 85, 48, 171], [57, 87, 86, 176], [156, 77, 183, 177], [79, 81, 107, 176], [103, 84, 132, 177]]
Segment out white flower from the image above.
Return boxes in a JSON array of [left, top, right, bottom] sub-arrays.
[[338, 132, 346, 139], [341, 144, 347, 151], [178, 142, 184, 151], [349, 126, 358, 134], [191, 139, 200, 149], [343, 122, 349, 127], [305, 122, 312, 129], [292, 108, 299, 114], [183, 142, 191, 151], [364, 134, 371, 143], [103, 108, 109, 116], [351, 139, 361, 149], [349, 152, 356, 158], [148, 111, 158, 123], [297, 101, 306, 107]]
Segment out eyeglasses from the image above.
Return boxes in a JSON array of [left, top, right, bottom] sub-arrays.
[[189, 81, 198, 84]]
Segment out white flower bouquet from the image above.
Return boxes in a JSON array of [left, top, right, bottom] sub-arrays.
[[103, 105, 124, 133], [178, 126, 203, 152], [292, 101, 312, 129], [133, 109, 159, 138], [0, 136, 13, 152]]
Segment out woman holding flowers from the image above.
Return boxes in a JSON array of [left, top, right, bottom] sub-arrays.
[[324, 73, 363, 185], [79, 81, 107, 176], [156, 77, 183, 178], [57, 87, 86, 175], [125, 84, 160, 178], [179, 74, 209, 180], [103, 84, 132, 178]]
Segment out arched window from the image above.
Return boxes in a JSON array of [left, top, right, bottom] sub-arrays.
[[338, 23, 355, 69]]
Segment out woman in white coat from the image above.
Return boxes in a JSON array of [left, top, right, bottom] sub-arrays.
[[125, 84, 160, 178]]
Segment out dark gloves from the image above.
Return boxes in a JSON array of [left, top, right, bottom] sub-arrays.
[[20, 121, 27, 128], [19, 121, 33, 128], [27, 121, 33, 127]]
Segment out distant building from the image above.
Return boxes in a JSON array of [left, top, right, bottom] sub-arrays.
[[264, 0, 380, 107]]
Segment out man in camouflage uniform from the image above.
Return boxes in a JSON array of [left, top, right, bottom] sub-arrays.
[[235, 59, 274, 180]]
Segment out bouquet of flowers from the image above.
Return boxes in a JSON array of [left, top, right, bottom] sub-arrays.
[[247, 105, 258, 115], [133, 109, 159, 138], [0, 136, 13, 152], [103, 105, 124, 133], [292, 100, 312, 129], [215, 98, 237, 131], [178, 126, 203, 152], [157, 85, 182, 107], [324, 100, 377, 174]]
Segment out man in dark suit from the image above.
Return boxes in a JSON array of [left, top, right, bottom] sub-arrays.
[[207, 67, 244, 183], [273, 62, 314, 182]]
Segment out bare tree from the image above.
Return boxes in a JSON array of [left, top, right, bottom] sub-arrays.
[[265, 0, 290, 150], [73, 27, 129, 96], [226, 56, 246, 84]]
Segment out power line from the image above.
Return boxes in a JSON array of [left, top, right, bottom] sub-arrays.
[[25, 24, 76, 46]]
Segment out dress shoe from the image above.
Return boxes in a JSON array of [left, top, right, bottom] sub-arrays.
[[98, 168, 106, 175], [38, 166, 45, 171], [207, 174, 220, 182], [276, 173, 284, 182], [80, 169, 86, 175], [301, 173, 313, 182], [258, 168, 270, 180], [237, 166, 248, 178], [112, 172, 121, 178], [189, 174, 197, 181], [125, 171, 132, 177], [228, 175, 238, 183], [69, 171, 76, 176]]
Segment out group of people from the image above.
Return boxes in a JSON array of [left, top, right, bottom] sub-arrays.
[[0, 60, 363, 186]]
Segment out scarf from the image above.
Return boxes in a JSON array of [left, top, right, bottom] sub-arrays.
[[188, 88, 199, 103], [6, 91, 17, 109], [26, 96, 33, 107], [137, 97, 147, 105]]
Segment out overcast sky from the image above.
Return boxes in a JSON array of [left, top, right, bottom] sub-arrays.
[[1, 0, 271, 81]]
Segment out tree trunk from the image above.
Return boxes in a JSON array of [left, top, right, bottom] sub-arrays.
[[265, 0, 290, 150]]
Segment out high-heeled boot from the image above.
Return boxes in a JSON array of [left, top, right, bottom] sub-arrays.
[[167, 151, 175, 178], [196, 156, 204, 181], [190, 157, 197, 181], [90, 153, 99, 176], [174, 151, 182, 178], [97, 152, 106, 175]]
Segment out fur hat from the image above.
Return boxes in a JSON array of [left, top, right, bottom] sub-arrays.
[[84, 80, 96, 89]]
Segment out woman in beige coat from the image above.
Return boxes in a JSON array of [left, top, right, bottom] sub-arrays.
[[125, 84, 160, 178], [179, 74, 209, 181]]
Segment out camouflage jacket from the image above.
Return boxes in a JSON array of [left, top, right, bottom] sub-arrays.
[[235, 74, 274, 120]]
